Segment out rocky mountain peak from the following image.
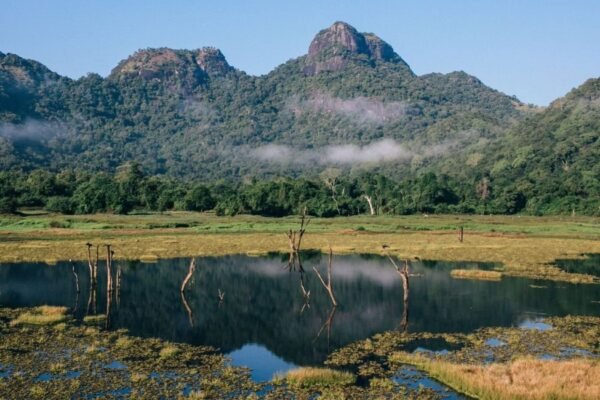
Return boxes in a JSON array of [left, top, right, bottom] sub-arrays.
[[196, 47, 233, 76], [109, 47, 233, 85], [304, 21, 411, 75]]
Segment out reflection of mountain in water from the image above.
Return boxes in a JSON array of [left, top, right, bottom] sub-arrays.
[[0, 254, 598, 366]]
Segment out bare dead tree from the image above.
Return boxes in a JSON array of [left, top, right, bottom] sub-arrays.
[[286, 208, 310, 272], [85, 243, 99, 316], [86, 242, 99, 285], [458, 226, 464, 242], [181, 258, 196, 293], [385, 254, 410, 305], [313, 247, 338, 307], [363, 195, 375, 215]]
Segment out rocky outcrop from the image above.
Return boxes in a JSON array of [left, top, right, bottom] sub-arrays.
[[304, 21, 412, 75]]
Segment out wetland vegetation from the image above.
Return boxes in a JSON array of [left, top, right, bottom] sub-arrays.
[[0, 212, 598, 398]]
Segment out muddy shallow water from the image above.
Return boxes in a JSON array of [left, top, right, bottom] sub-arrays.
[[1, 253, 598, 381]]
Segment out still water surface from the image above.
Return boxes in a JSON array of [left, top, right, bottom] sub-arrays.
[[1, 253, 598, 381]]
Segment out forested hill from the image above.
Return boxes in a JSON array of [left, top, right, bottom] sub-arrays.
[[0, 22, 598, 215], [1, 21, 525, 178]]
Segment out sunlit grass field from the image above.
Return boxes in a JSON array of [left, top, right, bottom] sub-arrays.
[[0, 211, 598, 283]]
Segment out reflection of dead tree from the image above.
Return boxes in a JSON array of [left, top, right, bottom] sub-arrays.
[[300, 272, 311, 302], [286, 208, 310, 272], [70, 259, 80, 293], [180, 291, 194, 327], [399, 297, 409, 333], [86, 275, 97, 316], [313, 247, 338, 307], [103, 245, 115, 329], [105, 281, 113, 329], [299, 272, 311, 313], [115, 266, 122, 306], [180, 258, 196, 293], [313, 307, 337, 350], [105, 244, 114, 293], [70, 260, 80, 312], [218, 289, 225, 302]]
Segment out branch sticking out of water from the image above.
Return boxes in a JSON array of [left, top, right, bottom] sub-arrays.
[[181, 258, 196, 293]]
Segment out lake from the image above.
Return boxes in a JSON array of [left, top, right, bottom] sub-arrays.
[[1, 253, 598, 382]]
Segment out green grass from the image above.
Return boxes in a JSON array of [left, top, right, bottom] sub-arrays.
[[0, 211, 598, 238]]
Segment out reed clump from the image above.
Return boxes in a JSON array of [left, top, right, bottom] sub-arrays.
[[392, 353, 600, 400], [281, 367, 355, 388], [10, 305, 69, 326]]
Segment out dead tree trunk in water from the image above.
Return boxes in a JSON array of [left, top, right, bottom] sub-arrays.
[[181, 258, 196, 292], [85, 243, 99, 316], [363, 195, 375, 215], [384, 250, 411, 332], [86, 243, 99, 285], [105, 245, 114, 293], [286, 208, 310, 272], [313, 247, 338, 307]]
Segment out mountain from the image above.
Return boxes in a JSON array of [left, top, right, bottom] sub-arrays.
[[0, 21, 530, 179]]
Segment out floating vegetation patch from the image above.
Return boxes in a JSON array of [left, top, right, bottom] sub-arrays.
[[0, 307, 259, 399], [0, 307, 448, 399], [450, 269, 502, 281]]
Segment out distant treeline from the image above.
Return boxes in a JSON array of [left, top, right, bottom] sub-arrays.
[[0, 164, 596, 217]]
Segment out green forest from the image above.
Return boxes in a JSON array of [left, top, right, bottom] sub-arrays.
[[1, 162, 595, 217]]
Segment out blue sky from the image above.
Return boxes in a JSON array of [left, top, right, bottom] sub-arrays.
[[1, 0, 598, 105]]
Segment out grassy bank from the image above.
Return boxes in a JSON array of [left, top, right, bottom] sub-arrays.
[[0, 212, 598, 284]]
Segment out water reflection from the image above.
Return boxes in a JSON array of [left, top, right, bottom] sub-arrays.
[[1, 254, 599, 371]]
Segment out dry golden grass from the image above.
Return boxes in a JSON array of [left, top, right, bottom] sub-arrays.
[[0, 214, 598, 284], [392, 353, 600, 400], [450, 269, 503, 281], [10, 305, 69, 326], [280, 367, 355, 387]]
